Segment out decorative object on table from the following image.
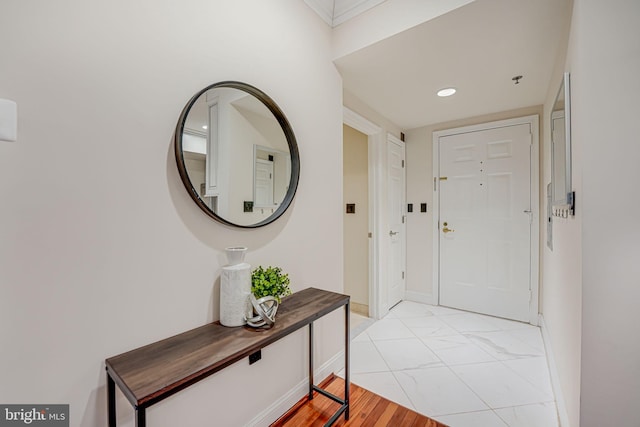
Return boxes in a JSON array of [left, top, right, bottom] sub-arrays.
[[220, 247, 252, 327], [245, 266, 292, 329], [245, 294, 279, 328]]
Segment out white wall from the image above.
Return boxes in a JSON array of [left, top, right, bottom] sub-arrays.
[[539, 2, 581, 425], [541, 1, 640, 426], [571, 1, 640, 425], [0, 1, 344, 426], [344, 91, 403, 139]]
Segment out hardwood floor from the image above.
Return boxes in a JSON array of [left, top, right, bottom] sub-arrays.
[[271, 375, 447, 427]]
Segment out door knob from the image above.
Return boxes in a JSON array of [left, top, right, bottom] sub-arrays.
[[389, 230, 399, 236], [442, 226, 455, 234]]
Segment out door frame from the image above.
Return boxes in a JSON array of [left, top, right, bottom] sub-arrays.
[[432, 115, 540, 324], [343, 106, 386, 320]]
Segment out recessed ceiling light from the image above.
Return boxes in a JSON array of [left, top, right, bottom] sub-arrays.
[[202, 125, 208, 130], [437, 88, 457, 97]]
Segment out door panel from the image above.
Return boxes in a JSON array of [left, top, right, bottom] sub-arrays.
[[439, 124, 531, 321], [387, 137, 406, 309], [255, 159, 274, 207]]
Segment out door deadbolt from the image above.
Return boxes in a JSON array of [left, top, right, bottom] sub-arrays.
[[442, 221, 454, 233]]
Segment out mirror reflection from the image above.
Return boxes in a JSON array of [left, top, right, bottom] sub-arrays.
[[175, 82, 299, 227], [550, 72, 573, 215]]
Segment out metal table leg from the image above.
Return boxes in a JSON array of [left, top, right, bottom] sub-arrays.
[[345, 301, 350, 420], [136, 407, 146, 427], [309, 321, 314, 400], [107, 372, 116, 427]]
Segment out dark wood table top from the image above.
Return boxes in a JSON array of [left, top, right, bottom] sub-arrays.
[[105, 287, 349, 408]]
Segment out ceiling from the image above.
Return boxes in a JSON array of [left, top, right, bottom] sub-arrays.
[[330, 0, 572, 130], [304, 0, 387, 27]]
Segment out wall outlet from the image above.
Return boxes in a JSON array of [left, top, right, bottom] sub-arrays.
[[249, 350, 261, 365]]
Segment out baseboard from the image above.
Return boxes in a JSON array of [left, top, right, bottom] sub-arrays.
[[404, 290, 436, 305], [539, 314, 571, 427], [351, 302, 369, 317], [245, 350, 345, 427]]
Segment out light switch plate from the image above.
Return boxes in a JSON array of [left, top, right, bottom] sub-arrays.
[[0, 99, 17, 142]]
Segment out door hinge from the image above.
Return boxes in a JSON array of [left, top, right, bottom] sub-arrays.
[[402, 271, 405, 279], [402, 215, 405, 224], [434, 177, 437, 191], [402, 160, 405, 168]]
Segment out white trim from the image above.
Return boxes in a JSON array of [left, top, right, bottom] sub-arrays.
[[369, 132, 386, 319], [333, 0, 386, 26], [432, 136, 440, 305], [245, 350, 345, 427], [530, 115, 541, 325], [404, 290, 436, 305], [539, 315, 571, 427], [303, 0, 334, 26], [343, 106, 382, 135], [304, 0, 386, 27], [432, 115, 540, 324], [343, 107, 385, 320]]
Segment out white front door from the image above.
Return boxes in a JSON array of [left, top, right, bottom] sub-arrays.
[[438, 123, 532, 321], [387, 135, 406, 309]]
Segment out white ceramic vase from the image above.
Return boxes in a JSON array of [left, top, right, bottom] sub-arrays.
[[220, 247, 252, 327]]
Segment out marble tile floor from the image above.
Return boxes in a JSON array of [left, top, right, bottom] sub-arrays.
[[340, 302, 558, 427]]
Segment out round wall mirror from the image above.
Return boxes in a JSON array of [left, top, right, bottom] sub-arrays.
[[174, 82, 300, 228]]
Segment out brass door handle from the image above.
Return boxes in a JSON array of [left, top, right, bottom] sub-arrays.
[[442, 226, 455, 233]]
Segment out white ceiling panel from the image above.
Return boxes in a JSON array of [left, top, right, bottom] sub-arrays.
[[335, 0, 572, 129]]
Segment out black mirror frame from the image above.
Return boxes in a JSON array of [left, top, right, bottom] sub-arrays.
[[174, 81, 300, 228]]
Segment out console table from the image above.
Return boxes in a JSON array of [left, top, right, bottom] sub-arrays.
[[105, 287, 350, 427]]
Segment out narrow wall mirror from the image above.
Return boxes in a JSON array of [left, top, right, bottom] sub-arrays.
[[551, 72, 574, 216], [174, 82, 300, 228]]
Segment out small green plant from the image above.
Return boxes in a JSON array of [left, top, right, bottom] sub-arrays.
[[251, 266, 292, 303]]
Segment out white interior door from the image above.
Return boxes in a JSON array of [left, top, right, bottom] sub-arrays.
[[254, 159, 274, 207], [387, 135, 406, 309], [438, 123, 532, 321]]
